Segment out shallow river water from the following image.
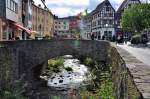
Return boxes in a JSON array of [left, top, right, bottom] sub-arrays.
[[47, 55, 90, 90]]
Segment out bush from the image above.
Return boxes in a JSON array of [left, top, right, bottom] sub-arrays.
[[97, 79, 114, 99], [47, 57, 64, 73], [84, 57, 94, 66], [131, 35, 141, 44], [0, 77, 27, 99]]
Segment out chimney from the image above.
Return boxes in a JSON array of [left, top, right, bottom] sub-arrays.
[[38, 4, 41, 7]]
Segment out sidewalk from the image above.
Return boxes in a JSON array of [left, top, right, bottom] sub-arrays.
[[117, 42, 150, 66]]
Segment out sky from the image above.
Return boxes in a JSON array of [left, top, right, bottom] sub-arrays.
[[34, 0, 147, 18]]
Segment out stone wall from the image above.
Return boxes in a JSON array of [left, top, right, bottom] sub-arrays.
[[110, 45, 150, 99], [0, 47, 19, 89]]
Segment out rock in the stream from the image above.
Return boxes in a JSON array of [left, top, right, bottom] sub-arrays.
[[60, 75, 63, 78], [51, 77, 55, 79], [59, 80, 63, 83]]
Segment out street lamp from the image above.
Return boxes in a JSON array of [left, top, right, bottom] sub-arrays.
[[105, 24, 108, 40]]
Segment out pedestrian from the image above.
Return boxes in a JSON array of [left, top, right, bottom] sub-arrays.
[[91, 33, 94, 40], [102, 35, 105, 40], [124, 36, 128, 44], [98, 35, 101, 40], [117, 36, 121, 44]]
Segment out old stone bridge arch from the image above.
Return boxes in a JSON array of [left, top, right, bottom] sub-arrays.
[[1, 40, 110, 84]]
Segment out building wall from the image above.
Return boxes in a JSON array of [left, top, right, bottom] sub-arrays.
[[32, 4, 54, 37], [6, 0, 19, 22], [0, 18, 2, 41], [0, 0, 6, 18], [54, 18, 71, 38], [91, 0, 115, 40], [82, 15, 92, 39]]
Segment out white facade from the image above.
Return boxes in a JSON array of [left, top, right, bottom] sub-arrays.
[[6, 0, 19, 22], [91, 0, 115, 40], [27, 0, 32, 29], [81, 16, 91, 40], [54, 18, 70, 37]]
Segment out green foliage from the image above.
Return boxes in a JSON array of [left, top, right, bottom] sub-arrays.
[[79, 56, 114, 99], [52, 96, 61, 99], [65, 67, 73, 71], [47, 57, 64, 73], [97, 79, 114, 99], [79, 78, 114, 99], [0, 77, 27, 99], [121, 4, 150, 33], [83, 57, 94, 66]]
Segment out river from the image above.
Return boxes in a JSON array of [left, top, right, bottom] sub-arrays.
[[39, 55, 91, 99]]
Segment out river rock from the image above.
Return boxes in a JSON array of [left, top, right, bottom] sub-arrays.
[[59, 80, 63, 83]]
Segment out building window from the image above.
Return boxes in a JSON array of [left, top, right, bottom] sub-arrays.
[[98, 20, 101, 25], [109, 20, 113, 25], [106, 7, 110, 11], [7, 0, 18, 13], [104, 31, 108, 36], [108, 31, 112, 37]]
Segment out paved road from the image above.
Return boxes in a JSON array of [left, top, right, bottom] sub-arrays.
[[117, 43, 150, 66]]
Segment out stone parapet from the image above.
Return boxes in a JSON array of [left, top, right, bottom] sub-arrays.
[[111, 44, 150, 99]]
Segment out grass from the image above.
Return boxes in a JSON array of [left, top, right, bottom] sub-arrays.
[[47, 57, 64, 74], [0, 77, 27, 99]]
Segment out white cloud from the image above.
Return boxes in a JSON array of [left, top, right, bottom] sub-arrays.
[[50, 7, 84, 18], [33, 0, 127, 17], [45, 0, 90, 7]]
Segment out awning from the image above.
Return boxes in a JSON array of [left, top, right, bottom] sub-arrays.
[[12, 23, 31, 34]]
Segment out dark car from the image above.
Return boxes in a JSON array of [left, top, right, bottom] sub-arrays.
[[141, 33, 148, 44]]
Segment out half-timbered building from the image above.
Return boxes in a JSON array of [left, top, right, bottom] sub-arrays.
[[91, 0, 115, 40]]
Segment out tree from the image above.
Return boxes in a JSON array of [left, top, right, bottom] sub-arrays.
[[121, 4, 150, 33]]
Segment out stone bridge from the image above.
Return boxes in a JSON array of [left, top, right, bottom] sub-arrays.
[[0, 40, 150, 99], [0, 40, 109, 86]]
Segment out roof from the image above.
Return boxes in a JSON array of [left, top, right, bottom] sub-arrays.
[[55, 16, 78, 21], [117, 0, 141, 13], [91, 0, 115, 15]]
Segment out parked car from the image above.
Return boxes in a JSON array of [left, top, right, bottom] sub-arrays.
[[131, 33, 148, 44], [35, 36, 45, 40]]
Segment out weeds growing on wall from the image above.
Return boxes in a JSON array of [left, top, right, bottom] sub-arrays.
[[79, 56, 114, 99], [0, 76, 28, 99]]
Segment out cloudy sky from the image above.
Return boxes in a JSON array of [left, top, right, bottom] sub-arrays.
[[34, 0, 146, 18]]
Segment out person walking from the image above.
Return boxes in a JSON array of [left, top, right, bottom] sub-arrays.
[[91, 33, 94, 40]]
